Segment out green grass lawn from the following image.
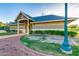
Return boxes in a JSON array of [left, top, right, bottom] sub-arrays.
[[0, 32, 16, 36], [20, 36, 79, 56]]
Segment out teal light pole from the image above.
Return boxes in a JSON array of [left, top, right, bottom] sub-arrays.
[[60, 3, 72, 54]]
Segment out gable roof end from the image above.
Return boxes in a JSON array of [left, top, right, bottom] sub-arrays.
[[15, 11, 32, 21]]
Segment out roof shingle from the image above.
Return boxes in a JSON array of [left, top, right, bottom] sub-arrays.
[[32, 15, 65, 22]]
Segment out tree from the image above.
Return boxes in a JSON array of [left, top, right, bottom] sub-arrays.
[[0, 22, 5, 27]]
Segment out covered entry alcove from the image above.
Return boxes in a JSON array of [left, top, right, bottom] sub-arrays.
[[15, 11, 32, 34]]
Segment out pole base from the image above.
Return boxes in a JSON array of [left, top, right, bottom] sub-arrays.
[[60, 46, 72, 54]]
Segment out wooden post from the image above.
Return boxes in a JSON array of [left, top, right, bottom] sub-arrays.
[[17, 20, 19, 34], [27, 19, 30, 35], [24, 21, 27, 34]]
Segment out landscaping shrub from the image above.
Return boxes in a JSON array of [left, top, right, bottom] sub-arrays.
[[6, 30, 17, 33], [0, 26, 4, 30], [68, 31, 77, 37], [30, 30, 77, 37]]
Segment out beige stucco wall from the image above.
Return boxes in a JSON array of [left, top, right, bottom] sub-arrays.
[[31, 20, 74, 30], [9, 19, 74, 33]]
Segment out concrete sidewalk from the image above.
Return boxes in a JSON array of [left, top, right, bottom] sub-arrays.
[[0, 34, 25, 39], [53, 35, 79, 46]]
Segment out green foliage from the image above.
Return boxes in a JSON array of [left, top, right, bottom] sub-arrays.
[[0, 22, 5, 27], [5, 26, 17, 33], [76, 26, 79, 31], [71, 46, 79, 56], [68, 25, 79, 32], [0, 26, 17, 36], [20, 36, 31, 45], [6, 30, 17, 33], [0, 32, 16, 36], [30, 30, 77, 37], [0, 26, 5, 30], [0, 26, 10, 30], [68, 31, 77, 37]]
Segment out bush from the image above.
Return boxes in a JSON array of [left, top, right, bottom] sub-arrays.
[[6, 30, 17, 33], [68, 31, 77, 37], [0, 26, 17, 33], [30, 30, 77, 37]]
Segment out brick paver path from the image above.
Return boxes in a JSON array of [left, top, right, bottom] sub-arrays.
[[0, 34, 47, 56]]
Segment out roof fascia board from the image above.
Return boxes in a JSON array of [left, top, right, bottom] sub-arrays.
[[31, 19, 75, 23]]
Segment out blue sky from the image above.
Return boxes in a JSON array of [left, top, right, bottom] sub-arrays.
[[0, 3, 79, 23], [0, 3, 64, 23]]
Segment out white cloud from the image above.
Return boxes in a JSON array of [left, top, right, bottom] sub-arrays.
[[68, 3, 79, 17], [41, 3, 79, 17], [43, 4, 65, 16]]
